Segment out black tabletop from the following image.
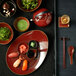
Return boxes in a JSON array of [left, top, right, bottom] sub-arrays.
[[0, 0, 56, 76], [57, 0, 76, 76]]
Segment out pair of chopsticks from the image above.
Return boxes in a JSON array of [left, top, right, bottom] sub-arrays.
[[60, 37, 70, 68]]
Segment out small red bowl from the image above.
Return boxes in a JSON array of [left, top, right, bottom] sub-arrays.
[[0, 22, 13, 45], [13, 17, 30, 32], [16, 0, 42, 12]]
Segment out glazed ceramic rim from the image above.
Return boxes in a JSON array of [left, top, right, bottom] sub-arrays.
[[0, 22, 14, 45], [13, 17, 30, 32], [6, 30, 49, 75], [0, 1, 17, 18], [16, 0, 42, 12]]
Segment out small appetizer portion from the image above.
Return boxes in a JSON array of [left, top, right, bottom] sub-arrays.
[[13, 58, 21, 68], [19, 44, 27, 54], [0, 1, 16, 17], [19, 43, 29, 54], [0, 27, 11, 41], [8, 52, 19, 58], [16, 0, 42, 12], [29, 40, 38, 49], [14, 17, 30, 32], [22, 59, 28, 71]]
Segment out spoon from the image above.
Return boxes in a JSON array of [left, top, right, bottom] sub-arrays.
[[68, 46, 74, 65]]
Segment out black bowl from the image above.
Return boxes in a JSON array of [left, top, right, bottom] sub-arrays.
[[0, 0, 16, 17]]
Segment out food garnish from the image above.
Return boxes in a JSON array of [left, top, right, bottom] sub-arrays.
[[27, 50, 35, 58], [22, 0, 38, 10], [29, 40, 38, 49], [0, 27, 11, 41]]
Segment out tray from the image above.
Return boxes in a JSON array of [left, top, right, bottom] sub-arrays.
[[0, 0, 56, 76]]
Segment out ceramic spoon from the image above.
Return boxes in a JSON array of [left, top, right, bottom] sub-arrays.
[[68, 46, 74, 65]]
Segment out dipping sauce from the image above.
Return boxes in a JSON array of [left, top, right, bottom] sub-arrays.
[[17, 20, 28, 31], [27, 50, 35, 58]]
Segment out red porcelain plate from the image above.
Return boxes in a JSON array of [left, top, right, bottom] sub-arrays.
[[6, 30, 48, 75]]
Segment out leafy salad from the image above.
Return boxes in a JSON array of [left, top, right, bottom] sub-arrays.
[[0, 27, 11, 41], [22, 0, 38, 10]]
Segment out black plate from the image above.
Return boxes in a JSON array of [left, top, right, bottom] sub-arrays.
[[0, 0, 56, 76]]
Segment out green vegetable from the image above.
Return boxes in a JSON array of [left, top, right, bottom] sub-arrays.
[[22, 0, 38, 10], [17, 19, 28, 31], [0, 27, 11, 41], [30, 42, 35, 47]]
